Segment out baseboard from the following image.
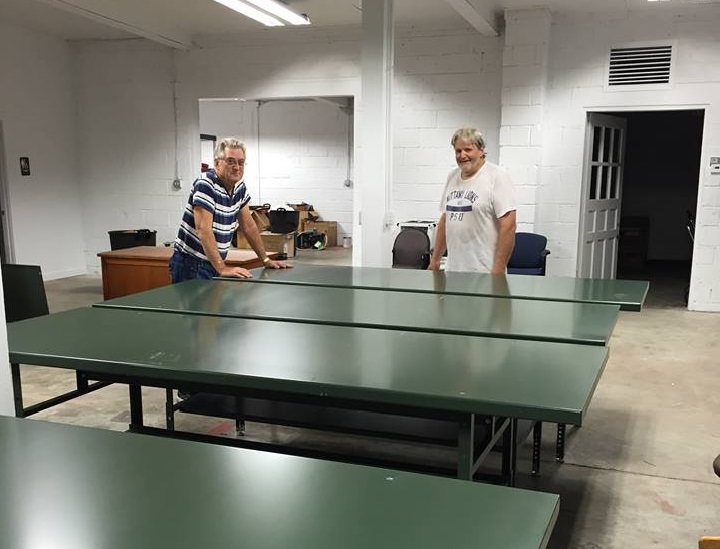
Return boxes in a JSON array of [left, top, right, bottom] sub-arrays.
[[42, 268, 88, 281]]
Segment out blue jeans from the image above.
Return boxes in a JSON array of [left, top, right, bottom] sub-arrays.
[[169, 250, 218, 283]]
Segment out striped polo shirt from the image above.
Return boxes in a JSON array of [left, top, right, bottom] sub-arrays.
[[174, 169, 251, 260]]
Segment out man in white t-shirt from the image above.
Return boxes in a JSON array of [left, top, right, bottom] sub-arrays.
[[428, 128, 517, 274]]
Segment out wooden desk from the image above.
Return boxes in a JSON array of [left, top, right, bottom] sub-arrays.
[[97, 246, 267, 299]]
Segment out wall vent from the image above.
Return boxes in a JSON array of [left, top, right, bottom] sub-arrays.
[[608, 45, 673, 87]]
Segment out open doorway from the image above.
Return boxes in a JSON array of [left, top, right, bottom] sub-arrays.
[[613, 109, 704, 306], [198, 97, 354, 247]]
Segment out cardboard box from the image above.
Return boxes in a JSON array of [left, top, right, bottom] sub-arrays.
[[251, 210, 270, 232], [236, 230, 296, 257], [303, 221, 337, 248], [297, 210, 319, 231], [288, 203, 320, 231], [288, 202, 314, 211]]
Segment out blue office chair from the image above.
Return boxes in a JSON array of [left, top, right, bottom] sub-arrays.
[[507, 232, 550, 276]]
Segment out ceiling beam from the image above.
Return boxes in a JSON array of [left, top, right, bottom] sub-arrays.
[[445, 0, 499, 36], [35, 0, 194, 49]]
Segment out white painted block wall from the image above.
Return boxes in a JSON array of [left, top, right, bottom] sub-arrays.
[[72, 22, 502, 269], [0, 23, 86, 280], [537, 7, 720, 310], [72, 40, 186, 265], [199, 100, 353, 240], [393, 24, 503, 227]]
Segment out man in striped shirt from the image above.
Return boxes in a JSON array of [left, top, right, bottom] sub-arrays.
[[170, 137, 290, 281]]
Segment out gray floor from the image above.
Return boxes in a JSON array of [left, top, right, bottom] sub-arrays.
[[21, 248, 720, 548]]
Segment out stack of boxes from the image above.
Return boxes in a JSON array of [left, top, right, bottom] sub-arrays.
[[235, 203, 339, 255], [289, 203, 338, 248]]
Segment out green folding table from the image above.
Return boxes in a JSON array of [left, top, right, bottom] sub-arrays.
[[0, 416, 559, 549], [96, 279, 620, 346], [8, 307, 608, 484], [95, 278, 620, 469], [225, 265, 649, 311]]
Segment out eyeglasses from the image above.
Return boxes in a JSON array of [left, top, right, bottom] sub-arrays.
[[220, 157, 246, 167]]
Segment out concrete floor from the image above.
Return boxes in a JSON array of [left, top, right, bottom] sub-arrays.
[[20, 248, 720, 548]]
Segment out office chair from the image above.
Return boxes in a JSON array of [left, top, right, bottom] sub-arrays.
[[1, 263, 50, 322], [2, 263, 111, 418], [392, 227, 431, 269], [507, 232, 550, 276]]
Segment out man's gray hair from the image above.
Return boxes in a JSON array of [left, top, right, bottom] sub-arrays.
[[451, 128, 485, 149], [214, 138, 246, 160]]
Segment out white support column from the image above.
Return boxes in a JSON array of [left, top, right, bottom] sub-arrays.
[[356, 0, 394, 267], [499, 8, 551, 233], [0, 278, 13, 416]]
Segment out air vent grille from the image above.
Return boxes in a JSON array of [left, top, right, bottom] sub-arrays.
[[608, 45, 672, 86]]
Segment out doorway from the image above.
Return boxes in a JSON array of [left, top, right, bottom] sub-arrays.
[[198, 97, 355, 244], [608, 109, 703, 306]]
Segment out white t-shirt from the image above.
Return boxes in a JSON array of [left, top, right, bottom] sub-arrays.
[[439, 162, 516, 273]]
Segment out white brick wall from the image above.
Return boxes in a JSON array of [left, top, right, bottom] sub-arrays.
[[73, 41, 181, 266], [0, 22, 86, 280], [70, 22, 504, 267], [392, 24, 503, 225], [7, 6, 719, 309], [540, 7, 720, 311], [500, 8, 552, 235], [200, 100, 353, 241]]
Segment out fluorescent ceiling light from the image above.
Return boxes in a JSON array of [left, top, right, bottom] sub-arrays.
[[213, 0, 285, 26], [244, 0, 311, 25]]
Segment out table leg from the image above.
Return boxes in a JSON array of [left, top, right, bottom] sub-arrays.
[[165, 388, 175, 431], [501, 418, 517, 486], [532, 421, 542, 475], [129, 384, 144, 429], [556, 423, 566, 462], [10, 363, 25, 418], [456, 414, 475, 480], [75, 371, 88, 392], [234, 397, 246, 437]]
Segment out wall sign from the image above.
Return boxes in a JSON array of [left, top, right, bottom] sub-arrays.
[[19, 157, 30, 176]]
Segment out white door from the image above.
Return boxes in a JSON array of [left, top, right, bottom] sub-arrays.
[[578, 113, 627, 279]]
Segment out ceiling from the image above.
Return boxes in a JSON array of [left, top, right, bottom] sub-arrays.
[[1, 0, 717, 47]]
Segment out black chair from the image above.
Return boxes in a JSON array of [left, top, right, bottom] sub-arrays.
[[2, 263, 112, 418], [392, 228, 431, 269], [507, 232, 550, 276], [1, 263, 49, 322]]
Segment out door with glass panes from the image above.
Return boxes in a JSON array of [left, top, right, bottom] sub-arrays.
[[578, 113, 626, 279]]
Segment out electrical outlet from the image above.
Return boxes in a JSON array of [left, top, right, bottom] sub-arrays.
[[172, 179, 182, 190]]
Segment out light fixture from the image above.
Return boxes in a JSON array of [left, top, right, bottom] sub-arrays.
[[213, 0, 311, 27], [244, 0, 311, 25], [213, 0, 284, 26]]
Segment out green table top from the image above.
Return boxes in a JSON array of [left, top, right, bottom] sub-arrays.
[[229, 266, 648, 311], [96, 279, 620, 346], [0, 417, 559, 549], [7, 307, 608, 425]]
